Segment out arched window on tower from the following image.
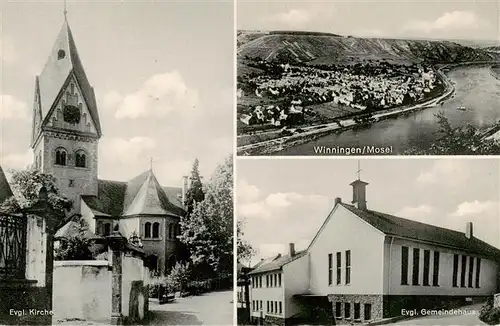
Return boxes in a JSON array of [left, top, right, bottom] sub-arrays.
[[55, 148, 67, 166], [152, 222, 160, 238], [75, 150, 87, 168], [176, 224, 181, 238], [145, 222, 152, 239], [104, 223, 111, 236], [168, 224, 173, 239]]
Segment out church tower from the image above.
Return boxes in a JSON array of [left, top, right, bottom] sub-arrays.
[[31, 18, 102, 213]]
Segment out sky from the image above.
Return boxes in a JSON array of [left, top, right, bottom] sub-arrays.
[[0, 0, 233, 186], [237, 0, 500, 41], [237, 158, 500, 265]]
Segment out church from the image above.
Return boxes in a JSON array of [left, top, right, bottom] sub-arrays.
[[29, 17, 186, 274]]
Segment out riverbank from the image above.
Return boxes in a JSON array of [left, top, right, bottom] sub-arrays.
[[237, 65, 454, 155]]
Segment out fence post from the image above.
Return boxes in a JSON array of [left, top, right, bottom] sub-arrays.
[[108, 231, 127, 325]]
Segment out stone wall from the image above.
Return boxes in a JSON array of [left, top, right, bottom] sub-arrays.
[[327, 294, 383, 324], [53, 260, 112, 323], [494, 293, 500, 307], [264, 314, 285, 326]]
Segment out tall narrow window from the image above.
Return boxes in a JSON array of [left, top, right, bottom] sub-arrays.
[[460, 255, 467, 287], [97, 221, 103, 235], [274, 302, 278, 314], [412, 248, 420, 285], [270, 274, 273, 287], [401, 246, 409, 285], [145, 222, 151, 238], [344, 303, 351, 319], [468, 256, 474, 288], [335, 302, 342, 318], [55, 148, 67, 166], [432, 251, 440, 286], [423, 250, 430, 286], [279, 302, 282, 315], [274, 274, 277, 287], [266, 275, 269, 287], [152, 222, 160, 238], [278, 273, 282, 287], [452, 254, 459, 287], [364, 304, 372, 321], [354, 303, 360, 320], [267, 301, 269, 312], [75, 151, 86, 168], [475, 258, 481, 288], [336, 252, 341, 285], [345, 250, 351, 285], [328, 253, 333, 285]]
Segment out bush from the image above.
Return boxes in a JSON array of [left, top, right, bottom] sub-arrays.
[[479, 297, 500, 325]]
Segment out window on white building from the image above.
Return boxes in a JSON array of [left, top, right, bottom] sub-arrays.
[[274, 274, 277, 287], [336, 252, 341, 285], [328, 253, 333, 285], [279, 301, 282, 315], [260, 300, 263, 310], [412, 248, 420, 285], [423, 250, 430, 286], [274, 301, 277, 314], [345, 250, 351, 285], [476, 258, 481, 288], [452, 254, 459, 287], [364, 304, 372, 321], [278, 273, 282, 287], [401, 246, 409, 285], [335, 302, 342, 318], [432, 251, 440, 286], [460, 255, 467, 287], [354, 303, 360, 320]]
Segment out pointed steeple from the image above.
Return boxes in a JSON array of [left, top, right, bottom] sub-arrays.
[[32, 19, 102, 147]]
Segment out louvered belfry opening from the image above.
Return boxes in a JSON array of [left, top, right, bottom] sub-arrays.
[[0, 212, 27, 280]]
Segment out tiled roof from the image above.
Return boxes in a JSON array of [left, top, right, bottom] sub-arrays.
[[340, 203, 500, 259], [82, 171, 184, 219], [249, 250, 307, 275], [0, 166, 13, 204], [162, 186, 183, 209], [37, 20, 101, 136]]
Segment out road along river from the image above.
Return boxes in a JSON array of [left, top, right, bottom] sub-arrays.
[[273, 65, 500, 155]]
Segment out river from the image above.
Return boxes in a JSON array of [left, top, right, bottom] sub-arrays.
[[274, 66, 500, 155]]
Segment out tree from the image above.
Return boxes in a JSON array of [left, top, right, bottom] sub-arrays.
[[0, 168, 71, 215], [179, 155, 233, 277], [184, 159, 205, 216], [54, 216, 93, 260], [405, 112, 500, 155], [165, 262, 191, 294], [237, 220, 255, 264]]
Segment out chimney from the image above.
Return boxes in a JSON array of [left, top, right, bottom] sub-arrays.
[[289, 243, 295, 257], [350, 179, 368, 210], [182, 176, 188, 208], [465, 222, 473, 239], [334, 197, 342, 206]]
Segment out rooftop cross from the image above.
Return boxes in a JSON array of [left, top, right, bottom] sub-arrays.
[[149, 157, 153, 171], [63, 0, 68, 21]]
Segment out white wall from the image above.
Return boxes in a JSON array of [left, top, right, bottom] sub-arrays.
[[308, 204, 386, 295], [121, 254, 146, 319], [385, 238, 498, 296], [53, 261, 112, 323], [25, 215, 47, 286], [283, 254, 309, 318], [80, 199, 96, 233], [249, 271, 284, 319]]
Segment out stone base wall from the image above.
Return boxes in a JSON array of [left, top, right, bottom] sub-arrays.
[[264, 315, 285, 326], [494, 294, 500, 308], [328, 294, 383, 324]]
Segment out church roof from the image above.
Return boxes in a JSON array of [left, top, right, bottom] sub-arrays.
[[340, 203, 500, 259], [55, 220, 102, 240], [0, 166, 13, 204], [248, 251, 307, 275], [37, 20, 101, 136], [81, 171, 184, 219]]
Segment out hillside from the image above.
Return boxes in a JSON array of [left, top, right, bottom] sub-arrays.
[[237, 32, 499, 65]]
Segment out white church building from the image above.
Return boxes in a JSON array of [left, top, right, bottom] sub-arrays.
[[248, 178, 500, 325]]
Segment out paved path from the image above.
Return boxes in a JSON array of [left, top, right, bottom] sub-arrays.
[[148, 290, 233, 325], [390, 304, 486, 326]]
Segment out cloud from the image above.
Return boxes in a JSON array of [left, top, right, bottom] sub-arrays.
[[237, 179, 260, 203], [105, 71, 199, 119], [416, 160, 470, 186], [267, 9, 311, 28], [1, 150, 33, 171], [450, 200, 498, 217], [239, 202, 271, 219], [397, 205, 435, 218], [404, 11, 484, 34], [0, 95, 28, 120]]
